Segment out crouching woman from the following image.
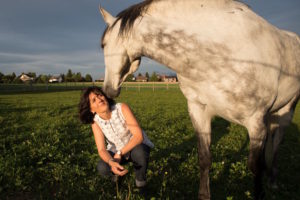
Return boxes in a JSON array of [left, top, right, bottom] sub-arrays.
[[78, 86, 154, 188]]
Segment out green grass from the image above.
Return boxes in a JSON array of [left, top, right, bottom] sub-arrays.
[[0, 90, 299, 199]]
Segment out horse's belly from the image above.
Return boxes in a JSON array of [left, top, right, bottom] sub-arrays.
[[270, 78, 300, 112], [178, 75, 276, 124]]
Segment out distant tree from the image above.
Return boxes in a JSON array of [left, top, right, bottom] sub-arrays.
[[78, 72, 83, 82], [0, 72, 4, 83], [67, 69, 72, 77], [36, 75, 43, 83], [27, 72, 36, 79], [2, 73, 16, 83], [85, 74, 93, 82], [71, 74, 76, 82], [125, 74, 135, 82], [36, 74, 49, 83], [2, 76, 8, 83], [66, 69, 74, 82], [12, 72, 16, 80], [138, 72, 142, 77], [73, 72, 82, 82], [145, 72, 149, 79], [150, 72, 159, 82], [60, 73, 65, 82], [40, 74, 49, 83]]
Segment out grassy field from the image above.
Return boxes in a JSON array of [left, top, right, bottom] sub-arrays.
[[0, 89, 299, 199]]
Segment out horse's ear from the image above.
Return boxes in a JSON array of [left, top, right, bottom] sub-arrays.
[[99, 5, 116, 27]]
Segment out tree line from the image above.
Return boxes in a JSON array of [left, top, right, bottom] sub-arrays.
[[0, 70, 176, 84], [0, 69, 93, 84]]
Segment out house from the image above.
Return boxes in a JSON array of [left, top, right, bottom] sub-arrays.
[[20, 74, 34, 82], [49, 75, 62, 83], [95, 77, 104, 82], [136, 75, 148, 82], [160, 75, 177, 82]]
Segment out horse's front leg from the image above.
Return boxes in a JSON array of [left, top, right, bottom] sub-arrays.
[[246, 112, 268, 200], [188, 101, 212, 200]]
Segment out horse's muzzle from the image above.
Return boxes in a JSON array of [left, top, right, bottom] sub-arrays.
[[103, 85, 120, 98]]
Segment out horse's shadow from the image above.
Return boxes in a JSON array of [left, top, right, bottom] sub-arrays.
[[145, 119, 300, 200], [264, 122, 300, 200]]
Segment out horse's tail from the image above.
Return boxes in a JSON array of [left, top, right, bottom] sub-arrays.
[[296, 34, 300, 44]]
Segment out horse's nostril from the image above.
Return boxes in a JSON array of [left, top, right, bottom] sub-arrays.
[[104, 87, 120, 98]]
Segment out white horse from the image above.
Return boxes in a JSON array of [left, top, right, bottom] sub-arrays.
[[99, 0, 300, 199]]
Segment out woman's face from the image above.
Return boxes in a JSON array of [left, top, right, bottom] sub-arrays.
[[89, 92, 109, 114]]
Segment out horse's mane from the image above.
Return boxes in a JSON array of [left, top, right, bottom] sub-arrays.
[[101, 0, 156, 47], [116, 0, 156, 35]]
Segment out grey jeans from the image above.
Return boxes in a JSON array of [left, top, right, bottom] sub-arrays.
[[97, 143, 150, 186]]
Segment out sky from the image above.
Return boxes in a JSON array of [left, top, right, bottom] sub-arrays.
[[0, 0, 299, 80]]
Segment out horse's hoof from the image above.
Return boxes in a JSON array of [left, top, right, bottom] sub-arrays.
[[269, 182, 279, 190], [267, 179, 279, 190]]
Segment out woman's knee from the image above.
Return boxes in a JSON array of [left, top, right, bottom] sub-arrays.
[[131, 144, 150, 165]]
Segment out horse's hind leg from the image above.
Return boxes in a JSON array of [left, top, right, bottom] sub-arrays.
[[246, 112, 268, 200], [265, 119, 281, 188], [265, 94, 299, 188], [187, 101, 212, 200]]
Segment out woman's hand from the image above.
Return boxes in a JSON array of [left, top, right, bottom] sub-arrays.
[[109, 161, 128, 176]]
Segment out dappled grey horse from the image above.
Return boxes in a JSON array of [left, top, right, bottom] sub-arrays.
[[98, 0, 300, 199]]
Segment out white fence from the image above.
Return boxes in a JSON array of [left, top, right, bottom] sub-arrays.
[[121, 82, 179, 91], [0, 82, 179, 93]]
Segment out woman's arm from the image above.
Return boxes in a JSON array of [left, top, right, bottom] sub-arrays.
[[92, 122, 112, 162], [92, 123, 128, 176], [118, 103, 143, 156]]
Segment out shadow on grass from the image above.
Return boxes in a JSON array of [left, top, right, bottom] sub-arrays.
[[265, 122, 300, 200], [140, 119, 300, 200]]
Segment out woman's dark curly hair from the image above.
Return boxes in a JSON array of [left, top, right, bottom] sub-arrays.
[[79, 86, 116, 124]]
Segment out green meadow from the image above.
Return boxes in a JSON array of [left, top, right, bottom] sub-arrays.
[[0, 89, 299, 199]]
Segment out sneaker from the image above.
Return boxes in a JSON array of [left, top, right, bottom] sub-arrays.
[[135, 179, 147, 187], [111, 175, 118, 183]]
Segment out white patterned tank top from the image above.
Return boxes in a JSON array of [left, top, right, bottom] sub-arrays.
[[93, 103, 154, 153]]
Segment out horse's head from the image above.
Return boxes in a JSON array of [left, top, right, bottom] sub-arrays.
[[99, 6, 141, 98]]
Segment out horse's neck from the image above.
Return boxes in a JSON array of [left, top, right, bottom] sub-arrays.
[[135, 30, 185, 73], [130, 19, 204, 74]]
